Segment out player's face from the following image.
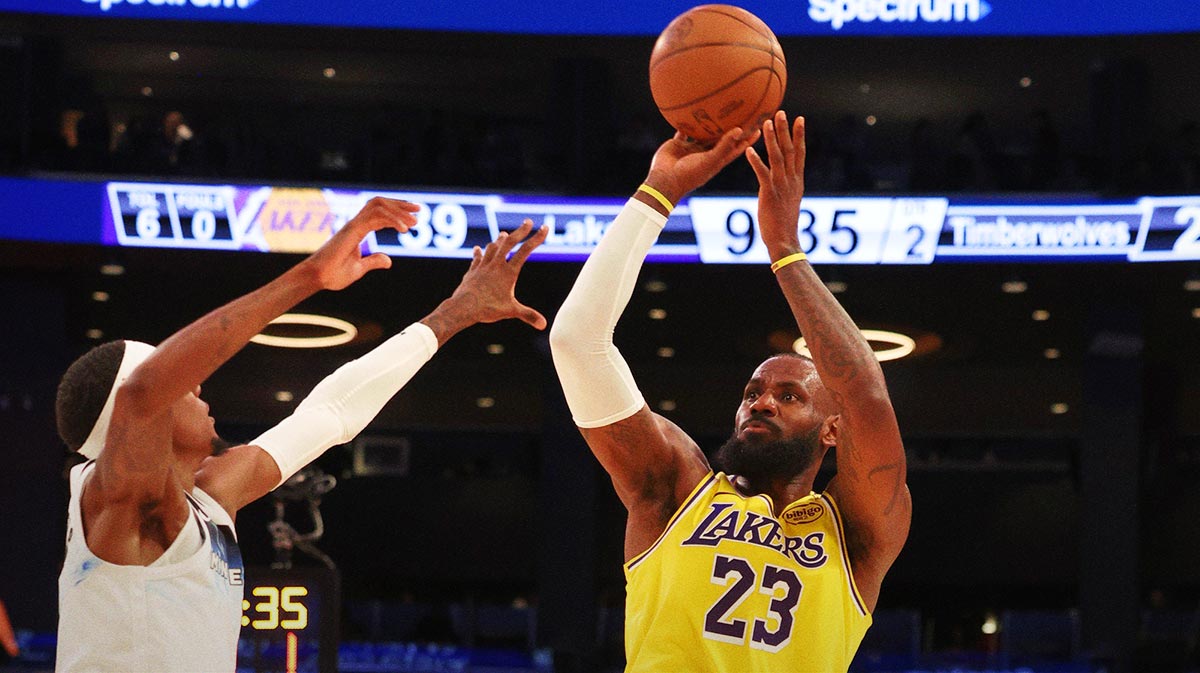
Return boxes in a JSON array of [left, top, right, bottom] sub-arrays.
[[713, 357, 831, 482], [734, 356, 829, 444], [172, 386, 221, 456]]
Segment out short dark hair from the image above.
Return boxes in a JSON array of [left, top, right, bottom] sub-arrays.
[[55, 341, 126, 452], [766, 351, 815, 366]]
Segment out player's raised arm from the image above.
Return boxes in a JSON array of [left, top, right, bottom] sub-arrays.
[[746, 111, 911, 610], [199, 220, 550, 513], [550, 127, 759, 560], [87, 198, 417, 538]]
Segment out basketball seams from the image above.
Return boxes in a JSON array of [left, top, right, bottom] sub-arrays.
[[656, 66, 776, 112], [731, 70, 784, 131], [693, 6, 776, 46], [649, 5, 786, 142], [650, 40, 781, 66]]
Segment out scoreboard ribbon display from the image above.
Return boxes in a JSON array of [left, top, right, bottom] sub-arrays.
[[102, 181, 1200, 265]]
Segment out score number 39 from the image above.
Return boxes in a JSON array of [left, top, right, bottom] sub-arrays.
[[241, 586, 308, 630]]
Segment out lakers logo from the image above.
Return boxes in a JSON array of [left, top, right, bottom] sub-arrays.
[[783, 502, 824, 524]]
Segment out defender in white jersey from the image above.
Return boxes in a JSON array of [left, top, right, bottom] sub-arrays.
[[53, 200, 549, 673]]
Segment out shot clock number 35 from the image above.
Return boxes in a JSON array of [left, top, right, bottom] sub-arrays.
[[237, 567, 339, 673]]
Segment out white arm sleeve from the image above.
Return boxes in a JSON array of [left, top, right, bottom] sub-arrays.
[[251, 322, 438, 487], [549, 198, 665, 428]]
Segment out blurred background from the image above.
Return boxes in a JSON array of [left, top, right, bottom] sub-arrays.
[[0, 1, 1199, 672]]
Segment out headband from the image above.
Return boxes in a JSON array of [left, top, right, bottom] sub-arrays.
[[77, 340, 156, 459]]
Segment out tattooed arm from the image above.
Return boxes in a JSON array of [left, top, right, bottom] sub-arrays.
[[746, 113, 910, 612]]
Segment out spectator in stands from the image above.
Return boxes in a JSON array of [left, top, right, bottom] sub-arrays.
[[39, 105, 111, 173], [947, 111, 1000, 191], [1026, 109, 1061, 190]]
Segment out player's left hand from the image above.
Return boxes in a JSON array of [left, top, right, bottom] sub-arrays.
[[746, 111, 806, 258], [304, 196, 421, 291], [449, 218, 550, 329]]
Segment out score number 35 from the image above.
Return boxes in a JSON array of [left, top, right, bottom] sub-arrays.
[[241, 586, 308, 630]]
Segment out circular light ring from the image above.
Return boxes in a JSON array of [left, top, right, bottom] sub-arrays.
[[793, 329, 917, 363], [250, 313, 358, 349]]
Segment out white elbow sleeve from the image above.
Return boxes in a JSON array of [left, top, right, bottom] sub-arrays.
[[252, 322, 438, 487], [550, 198, 665, 428]]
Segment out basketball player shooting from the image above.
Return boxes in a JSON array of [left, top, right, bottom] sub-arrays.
[[550, 112, 911, 671], [53, 197, 548, 673]]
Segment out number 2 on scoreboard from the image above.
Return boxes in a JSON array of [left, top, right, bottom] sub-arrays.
[[1175, 206, 1200, 255]]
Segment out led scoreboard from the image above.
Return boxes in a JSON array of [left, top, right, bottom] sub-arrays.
[[238, 566, 339, 673], [88, 181, 1200, 265], [0, 176, 1197, 264]]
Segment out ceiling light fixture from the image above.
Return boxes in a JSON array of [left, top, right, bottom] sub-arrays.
[[794, 329, 916, 362], [1032, 309, 1051, 321], [250, 313, 357, 348], [1001, 280, 1028, 294]]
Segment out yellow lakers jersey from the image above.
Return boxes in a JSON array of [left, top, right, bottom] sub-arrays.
[[624, 472, 871, 673]]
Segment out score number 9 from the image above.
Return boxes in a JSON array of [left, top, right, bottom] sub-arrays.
[[243, 586, 309, 630], [400, 202, 469, 251], [724, 209, 860, 257]]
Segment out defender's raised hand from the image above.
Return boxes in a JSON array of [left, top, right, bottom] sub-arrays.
[[421, 219, 550, 345], [745, 111, 806, 259], [301, 197, 421, 291]]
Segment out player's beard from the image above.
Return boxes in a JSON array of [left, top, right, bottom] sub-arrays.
[[713, 423, 822, 485], [210, 436, 234, 457]]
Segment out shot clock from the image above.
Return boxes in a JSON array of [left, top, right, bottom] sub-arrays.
[[238, 566, 339, 673]]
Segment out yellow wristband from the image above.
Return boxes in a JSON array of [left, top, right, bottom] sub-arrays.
[[770, 252, 808, 273], [637, 183, 675, 212]]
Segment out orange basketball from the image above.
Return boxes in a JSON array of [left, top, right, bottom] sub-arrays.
[[649, 5, 787, 145]]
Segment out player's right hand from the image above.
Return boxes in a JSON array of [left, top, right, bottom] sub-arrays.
[[644, 127, 761, 206], [304, 196, 420, 291]]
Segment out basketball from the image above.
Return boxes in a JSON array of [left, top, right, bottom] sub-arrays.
[[649, 4, 787, 145]]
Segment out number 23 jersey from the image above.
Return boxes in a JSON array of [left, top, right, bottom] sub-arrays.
[[624, 472, 871, 673]]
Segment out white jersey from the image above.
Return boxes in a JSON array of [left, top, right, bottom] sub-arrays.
[[57, 461, 245, 673]]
